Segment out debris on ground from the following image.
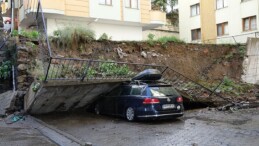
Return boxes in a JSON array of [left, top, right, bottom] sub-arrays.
[[217, 101, 259, 111], [116, 47, 127, 59], [4, 111, 25, 124], [141, 51, 147, 58]]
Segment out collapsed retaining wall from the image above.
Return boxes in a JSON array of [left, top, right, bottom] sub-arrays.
[[25, 80, 126, 114]]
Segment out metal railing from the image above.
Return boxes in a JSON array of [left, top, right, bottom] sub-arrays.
[[45, 57, 167, 81], [162, 68, 231, 103], [193, 32, 259, 44]]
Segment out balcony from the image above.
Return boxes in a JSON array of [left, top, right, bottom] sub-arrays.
[[150, 10, 166, 24], [143, 10, 166, 30]]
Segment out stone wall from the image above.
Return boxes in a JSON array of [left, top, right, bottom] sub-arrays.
[[15, 42, 35, 110]]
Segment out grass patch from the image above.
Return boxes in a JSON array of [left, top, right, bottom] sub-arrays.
[[146, 35, 185, 47], [51, 26, 96, 50]]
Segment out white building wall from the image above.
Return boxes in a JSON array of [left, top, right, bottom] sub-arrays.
[[123, 8, 141, 22], [179, 0, 201, 42], [46, 18, 142, 41], [216, 0, 259, 43], [179, 0, 259, 44], [89, 0, 121, 21], [89, 23, 142, 41]]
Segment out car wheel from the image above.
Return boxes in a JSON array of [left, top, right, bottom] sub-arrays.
[[94, 103, 101, 115], [126, 107, 135, 121]]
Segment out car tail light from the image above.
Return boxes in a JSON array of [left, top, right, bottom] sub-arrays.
[[143, 98, 160, 104], [176, 96, 183, 103]]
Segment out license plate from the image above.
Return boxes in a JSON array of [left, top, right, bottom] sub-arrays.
[[162, 104, 175, 110]]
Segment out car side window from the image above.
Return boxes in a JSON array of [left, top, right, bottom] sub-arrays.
[[107, 86, 122, 96], [121, 86, 131, 96], [130, 87, 142, 95]]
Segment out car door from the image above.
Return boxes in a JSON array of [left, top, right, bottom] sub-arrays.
[[103, 86, 122, 115], [115, 86, 131, 116]]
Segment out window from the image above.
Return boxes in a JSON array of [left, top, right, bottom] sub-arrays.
[[130, 86, 144, 95], [243, 16, 257, 31], [216, 0, 228, 9], [148, 87, 180, 97], [99, 0, 112, 5], [190, 4, 200, 16], [125, 0, 138, 9], [191, 28, 201, 41], [217, 22, 229, 36], [241, 0, 252, 2]]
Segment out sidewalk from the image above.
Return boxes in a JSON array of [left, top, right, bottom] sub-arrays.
[[0, 117, 57, 146]]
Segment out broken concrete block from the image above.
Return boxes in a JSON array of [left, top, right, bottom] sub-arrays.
[[141, 51, 147, 58], [0, 91, 16, 116]]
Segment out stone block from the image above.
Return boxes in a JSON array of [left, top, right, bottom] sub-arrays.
[[18, 64, 27, 71]]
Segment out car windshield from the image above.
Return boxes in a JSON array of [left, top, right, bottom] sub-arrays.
[[148, 86, 179, 97]]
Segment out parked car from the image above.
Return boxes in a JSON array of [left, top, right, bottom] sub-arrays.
[[93, 80, 184, 121]]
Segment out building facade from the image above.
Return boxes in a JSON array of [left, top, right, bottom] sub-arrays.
[[179, 0, 259, 44], [5, 0, 166, 41]]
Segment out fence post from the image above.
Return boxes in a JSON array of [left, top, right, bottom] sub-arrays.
[[44, 57, 52, 82], [161, 66, 169, 75], [81, 60, 92, 82], [232, 36, 237, 44]]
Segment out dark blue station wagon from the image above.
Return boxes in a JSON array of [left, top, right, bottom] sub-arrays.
[[93, 81, 184, 121]]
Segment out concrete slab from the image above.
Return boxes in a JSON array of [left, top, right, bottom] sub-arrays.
[[0, 90, 15, 116], [25, 79, 129, 114]]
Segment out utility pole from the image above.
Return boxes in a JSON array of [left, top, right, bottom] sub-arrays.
[[11, 0, 14, 32]]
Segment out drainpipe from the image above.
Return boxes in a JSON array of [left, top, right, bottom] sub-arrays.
[[11, 0, 14, 32]]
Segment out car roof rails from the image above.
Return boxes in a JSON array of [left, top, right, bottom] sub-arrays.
[[129, 80, 147, 86]]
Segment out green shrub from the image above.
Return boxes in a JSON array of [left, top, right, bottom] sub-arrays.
[[157, 36, 184, 45], [0, 61, 12, 79], [98, 33, 111, 41], [11, 30, 19, 37], [217, 76, 253, 96], [147, 33, 155, 46], [19, 29, 39, 39], [99, 61, 130, 76], [237, 45, 246, 58], [53, 26, 96, 49]]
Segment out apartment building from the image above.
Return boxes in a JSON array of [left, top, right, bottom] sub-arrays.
[[179, 0, 259, 43], [5, 0, 166, 41]]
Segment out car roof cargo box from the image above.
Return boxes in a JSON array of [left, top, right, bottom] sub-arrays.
[[132, 69, 162, 81]]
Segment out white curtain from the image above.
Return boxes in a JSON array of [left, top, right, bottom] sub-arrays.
[[224, 23, 229, 35], [217, 0, 223, 9], [251, 17, 257, 30], [244, 18, 249, 31], [217, 24, 222, 36]]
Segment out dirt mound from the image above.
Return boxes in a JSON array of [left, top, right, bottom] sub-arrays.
[[50, 41, 244, 82]]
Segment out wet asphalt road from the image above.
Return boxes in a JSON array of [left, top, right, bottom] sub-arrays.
[[37, 108, 259, 146]]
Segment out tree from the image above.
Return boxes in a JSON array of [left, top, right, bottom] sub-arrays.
[[152, 0, 178, 12], [152, 0, 179, 26]]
